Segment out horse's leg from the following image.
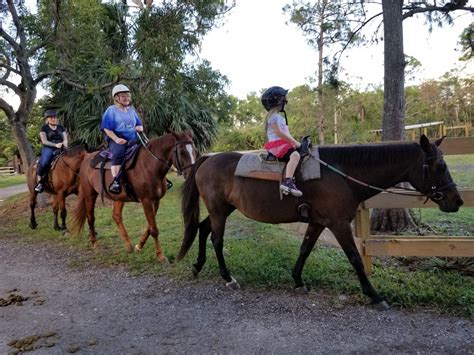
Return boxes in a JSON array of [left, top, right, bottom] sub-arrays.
[[292, 223, 326, 293], [192, 216, 212, 277], [58, 191, 67, 231], [85, 193, 99, 248], [52, 196, 60, 231], [139, 198, 167, 264], [135, 199, 158, 252], [111, 201, 133, 253], [330, 221, 389, 310], [209, 214, 239, 289], [29, 191, 38, 229]]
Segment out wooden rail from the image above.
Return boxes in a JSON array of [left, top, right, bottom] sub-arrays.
[[353, 136, 474, 274], [0, 166, 15, 176]]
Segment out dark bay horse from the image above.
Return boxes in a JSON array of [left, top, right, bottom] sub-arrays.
[[72, 131, 196, 263], [177, 135, 463, 309], [27, 145, 89, 231]]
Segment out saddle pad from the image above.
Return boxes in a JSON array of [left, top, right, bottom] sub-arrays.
[[234, 154, 286, 181], [90, 144, 141, 170], [235, 146, 321, 182], [301, 146, 321, 181]]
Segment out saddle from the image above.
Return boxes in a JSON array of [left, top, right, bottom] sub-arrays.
[[90, 144, 141, 171], [234, 146, 321, 182]]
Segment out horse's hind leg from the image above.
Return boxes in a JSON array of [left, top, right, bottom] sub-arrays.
[[29, 191, 38, 229], [112, 201, 133, 253], [209, 214, 239, 289], [330, 222, 389, 310], [58, 192, 67, 231], [192, 216, 212, 277], [85, 193, 99, 248], [292, 223, 325, 293], [52, 196, 60, 231]]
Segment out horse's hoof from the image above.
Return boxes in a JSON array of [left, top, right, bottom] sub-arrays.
[[191, 265, 200, 278], [225, 277, 240, 290], [61, 229, 69, 236], [29, 222, 37, 230], [134, 244, 142, 252], [126, 245, 134, 253], [373, 300, 391, 311], [158, 256, 169, 265], [54, 226, 60, 231], [294, 285, 310, 294]]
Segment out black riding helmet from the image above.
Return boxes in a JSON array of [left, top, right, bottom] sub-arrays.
[[261, 86, 289, 112], [44, 109, 57, 118]]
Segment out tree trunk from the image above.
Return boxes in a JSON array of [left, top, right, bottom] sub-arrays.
[[10, 119, 35, 173], [371, 0, 412, 233]]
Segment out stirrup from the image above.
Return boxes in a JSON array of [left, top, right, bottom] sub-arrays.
[[109, 180, 122, 194], [34, 182, 44, 193]]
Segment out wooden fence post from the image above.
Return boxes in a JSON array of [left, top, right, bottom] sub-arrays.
[[354, 204, 372, 274]]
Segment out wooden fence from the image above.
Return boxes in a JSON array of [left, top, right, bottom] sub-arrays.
[[353, 136, 474, 274], [0, 166, 15, 176]]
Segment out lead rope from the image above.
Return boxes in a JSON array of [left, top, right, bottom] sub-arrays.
[[310, 152, 430, 198]]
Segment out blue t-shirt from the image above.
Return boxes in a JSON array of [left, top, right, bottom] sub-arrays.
[[100, 105, 142, 141]]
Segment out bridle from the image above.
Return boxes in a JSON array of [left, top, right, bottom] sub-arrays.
[[309, 150, 455, 202], [137, 132, 195, 175], [421, 155, 456, 202]]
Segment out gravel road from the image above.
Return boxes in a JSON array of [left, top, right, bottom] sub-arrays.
[[0, 185, 473, 354], [1, 234, 473, 354]]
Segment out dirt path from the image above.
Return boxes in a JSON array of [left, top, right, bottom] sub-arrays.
[[0, 184, 28, 204], [1, 234, 473, 354]]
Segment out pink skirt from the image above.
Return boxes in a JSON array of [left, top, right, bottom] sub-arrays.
[[264, 139, 295, 158]]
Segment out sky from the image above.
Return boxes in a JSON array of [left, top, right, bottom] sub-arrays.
[[3, 0, 473, 107], [198, 0, 474, 99]]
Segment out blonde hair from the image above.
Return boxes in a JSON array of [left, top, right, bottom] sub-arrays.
[[264, 106, 281, 138]]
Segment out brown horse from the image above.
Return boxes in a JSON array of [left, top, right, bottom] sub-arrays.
[[177, 135, 463, 309], [27, 145, 89, 231], [72, 131, 196, 263]]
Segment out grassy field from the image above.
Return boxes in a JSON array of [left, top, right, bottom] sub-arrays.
[[0, 174, 26, 188], [416, 154, 473, 235], [1, 170, 472, 316]]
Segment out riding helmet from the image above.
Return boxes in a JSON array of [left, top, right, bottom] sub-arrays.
[[261, 86, 289, 111], [44, 109, 57, 118], [112, 84, 130, 98]]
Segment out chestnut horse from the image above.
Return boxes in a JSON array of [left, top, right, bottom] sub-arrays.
[[72, 131, 196, 263], [177, 135, 463, 309], [27, 145, 89, 231]]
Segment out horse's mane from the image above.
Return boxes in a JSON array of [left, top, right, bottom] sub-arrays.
[[319, 142, 421, 168], [63, 144, 87, 156], [147, 133, 174, 151]]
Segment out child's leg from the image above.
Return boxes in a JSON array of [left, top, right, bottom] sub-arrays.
[[285, 151, 301, 178]]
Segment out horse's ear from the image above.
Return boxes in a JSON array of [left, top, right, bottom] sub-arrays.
[[419, 134, 432, 154], [185, 129, 193, 138], [434, 135, 446, 147]]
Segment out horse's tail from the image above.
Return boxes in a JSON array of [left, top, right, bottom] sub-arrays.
[[176, 155, 210, 261], [70, 187, 87, 235]]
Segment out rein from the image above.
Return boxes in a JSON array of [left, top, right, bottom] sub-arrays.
[[136, 132, 193, 175], [310, 152, 454, 202]]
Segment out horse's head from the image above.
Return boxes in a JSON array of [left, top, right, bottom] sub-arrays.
[[415, 135, 463, 212], [170, 130, 197, 178]]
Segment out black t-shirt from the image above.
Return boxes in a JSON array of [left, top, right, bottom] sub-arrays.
[[41, 124, 65, 144]]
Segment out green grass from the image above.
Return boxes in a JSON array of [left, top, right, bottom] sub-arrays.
[[1, 175, 472, 316], [445, 154, 474, 189], [0, 174, 26, 188]]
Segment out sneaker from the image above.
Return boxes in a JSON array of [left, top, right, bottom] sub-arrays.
[[34, 182, 44, 193], [280, 178, 303, 197], [109, 180, 122, 194]]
